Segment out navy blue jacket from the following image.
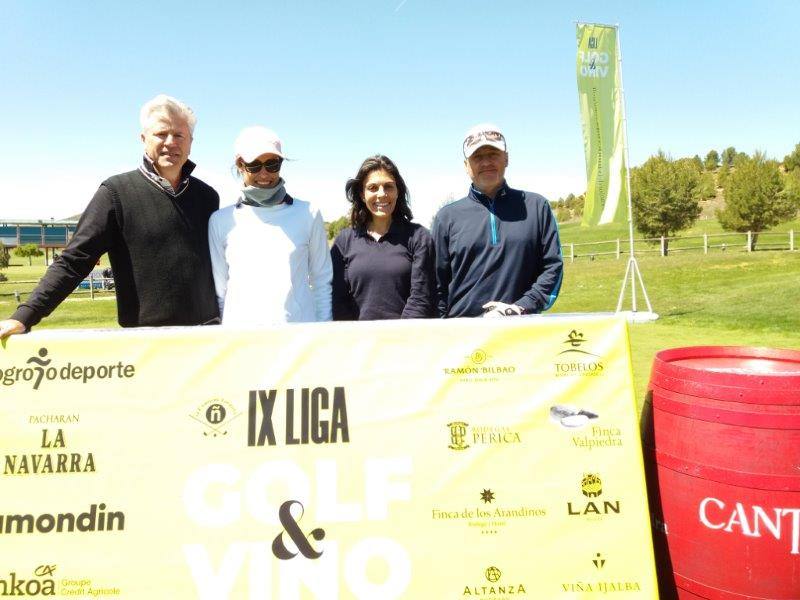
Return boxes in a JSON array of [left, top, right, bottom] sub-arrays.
[[431, 182, 563, 317]]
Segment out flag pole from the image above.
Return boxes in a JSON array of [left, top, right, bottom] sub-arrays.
[[612, 24, 656, 320]]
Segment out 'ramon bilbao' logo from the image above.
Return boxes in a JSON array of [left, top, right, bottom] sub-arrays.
[[190, 399, 242, 437], [1, 348, 135, 391], [446, 422, 522, 451], [567, 473, 621, 517], [461, 566, 527, 596], [553, 331, 606, 377], [443, 348, 516, 382]]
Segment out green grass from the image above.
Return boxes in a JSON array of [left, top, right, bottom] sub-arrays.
[[2, 247, 798, 407]]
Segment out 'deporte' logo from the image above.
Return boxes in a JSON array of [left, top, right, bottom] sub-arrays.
[[191, 398, 242, 437], [1, 347, 135, 391], [553, 331, 606, 378]]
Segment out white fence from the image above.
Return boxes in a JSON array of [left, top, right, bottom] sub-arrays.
[[561, 230, 796, 261]]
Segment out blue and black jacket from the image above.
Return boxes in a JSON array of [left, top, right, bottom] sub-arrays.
[[431, 182, 563, 317]]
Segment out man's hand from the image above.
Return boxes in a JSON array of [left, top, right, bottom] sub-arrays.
[[0, 319, 26, 339], [482, 301, 524, 318]]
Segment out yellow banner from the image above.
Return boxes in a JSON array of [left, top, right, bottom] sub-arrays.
[[0, 316, 657, 598]]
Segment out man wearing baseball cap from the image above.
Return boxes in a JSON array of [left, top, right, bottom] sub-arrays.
[[0, 94, 220, 338], [431, 123, 562, 318]]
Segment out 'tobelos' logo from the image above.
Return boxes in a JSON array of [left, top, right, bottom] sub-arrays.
[[553, 330, 606, 378], [461, 566, 527, 596], [567, 473, 621, 517]]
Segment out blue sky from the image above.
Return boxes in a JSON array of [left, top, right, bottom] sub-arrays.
[[1, 1, 797, 224]]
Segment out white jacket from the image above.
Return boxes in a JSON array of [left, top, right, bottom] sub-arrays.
[[208, 198, 332, 325]]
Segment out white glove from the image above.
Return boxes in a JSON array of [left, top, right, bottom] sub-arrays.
[[482, 301, 524, 318]]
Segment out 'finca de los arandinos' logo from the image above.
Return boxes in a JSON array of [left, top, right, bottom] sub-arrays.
[[1, 347, 135, 391], [461, 566, 527, 596], [567, 473, 621, 517], [190, 399, 242, 437], [447, 422, 522, 451], [553, 330, 606, 378]]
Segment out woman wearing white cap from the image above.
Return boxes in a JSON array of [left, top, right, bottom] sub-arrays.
[[208, 126, 332, 325]]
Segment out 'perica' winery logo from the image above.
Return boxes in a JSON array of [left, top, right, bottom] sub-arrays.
[[568, 473, 621, 517], [248, 387, 350, 447], [1, 347, 135, 391], [554, 331, 606, 377], [447, 422, 522, 451]]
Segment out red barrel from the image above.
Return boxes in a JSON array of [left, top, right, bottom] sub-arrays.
[[643, 346, 800, 599]]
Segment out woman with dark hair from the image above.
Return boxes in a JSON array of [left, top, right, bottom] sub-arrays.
[[331, 155, 436, 320]]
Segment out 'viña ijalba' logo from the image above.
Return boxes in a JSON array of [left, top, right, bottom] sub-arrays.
[[1, 347, 135, 391], [554, 330, 606, 378], [567, 473, 621, 517]]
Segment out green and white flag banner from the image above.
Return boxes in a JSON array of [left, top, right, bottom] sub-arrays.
[[576, 23, 628, 226]]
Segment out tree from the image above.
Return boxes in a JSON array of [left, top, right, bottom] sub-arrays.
[[783, 143, 800, 172], [676, 156, 703, 174], [717, 152, 798, 251], [698, 171, 716, 200], [13, 243, 44, 266], [704, 149, 720, 171], [631, 152, 702, 255], [692, 155, 704, 172], [0, 243, 8, 282], [721, 146, 737, 168], [325, 215, 350, 241]]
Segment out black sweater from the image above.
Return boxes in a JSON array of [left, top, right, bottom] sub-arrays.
[[431, 183, 563, 317], [331, 221, 436, 320], [13, 169, 220, 329]]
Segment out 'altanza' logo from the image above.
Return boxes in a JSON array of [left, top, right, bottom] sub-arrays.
[[554, 331, 606, 377], [2, 348, 135, 391]]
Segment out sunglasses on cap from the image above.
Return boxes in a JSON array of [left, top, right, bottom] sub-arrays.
[[241, 157, 283, 173], [463, 130, 506, 156]]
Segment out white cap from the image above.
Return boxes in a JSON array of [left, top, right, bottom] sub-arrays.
[[462, 123, 507, 158], [234, 126, 284, 162]]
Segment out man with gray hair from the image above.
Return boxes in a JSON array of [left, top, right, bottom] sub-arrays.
[[0, 94, 220, 337]]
